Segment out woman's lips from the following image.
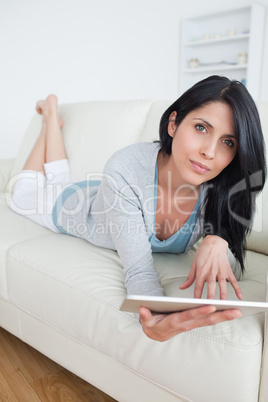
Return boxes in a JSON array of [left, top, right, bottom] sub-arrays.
[[190, 160, 211, 174]]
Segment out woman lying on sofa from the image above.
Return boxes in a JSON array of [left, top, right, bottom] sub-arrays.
[[10, 75, 266, 341]]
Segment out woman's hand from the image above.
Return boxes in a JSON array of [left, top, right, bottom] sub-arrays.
[[139, 305, 242, 341], [180, 235, 243, 300]]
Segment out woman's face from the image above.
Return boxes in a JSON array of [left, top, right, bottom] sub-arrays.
[[167, 101, 237, 188]]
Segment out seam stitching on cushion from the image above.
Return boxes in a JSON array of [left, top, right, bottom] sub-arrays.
[[185, 328, 264, 349]]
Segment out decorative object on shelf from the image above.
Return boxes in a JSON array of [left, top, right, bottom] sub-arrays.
[[238, 52, 248, 65], [202, 34, 210, 41], [198, 61, 237, 67], [186, 32, 250, 46], [227, 29, 236, 37], [189, 58, 199, 69], [190, 37, 199, 42]]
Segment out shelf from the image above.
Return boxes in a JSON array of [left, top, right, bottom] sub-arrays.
[[179, 4, 266, 100], [183, 33, 250, 47], [183, 64, 248, 73]]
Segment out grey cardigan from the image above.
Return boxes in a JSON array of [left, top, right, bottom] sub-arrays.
[[53, 142, 241, 296]]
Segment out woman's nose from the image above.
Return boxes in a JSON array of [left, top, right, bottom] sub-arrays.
[[200, 140, 216, 160]]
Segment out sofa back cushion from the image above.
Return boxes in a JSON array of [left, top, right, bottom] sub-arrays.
[[139, 101, 171, 143], [11, 100, 154, 183]]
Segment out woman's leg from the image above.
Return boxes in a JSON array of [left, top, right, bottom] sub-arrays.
[[23, 94, 66, 172], [22, 116, 46, 174], [11, 95, 70, 232]]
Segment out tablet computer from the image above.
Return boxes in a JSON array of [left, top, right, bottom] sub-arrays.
[[120, 295, 268, 316]]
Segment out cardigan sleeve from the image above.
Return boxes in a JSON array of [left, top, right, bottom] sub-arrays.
[[97, 157, 165, 296]]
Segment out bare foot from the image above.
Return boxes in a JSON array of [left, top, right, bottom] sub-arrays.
[[35, 94, 58, 114], [36, 95, 64, 128]]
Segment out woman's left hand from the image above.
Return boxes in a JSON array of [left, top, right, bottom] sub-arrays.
[[180, 235, 243, 300]]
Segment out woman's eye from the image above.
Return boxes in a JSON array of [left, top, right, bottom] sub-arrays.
[[222, 139, 234, 148], [195, 124, 207, 133]]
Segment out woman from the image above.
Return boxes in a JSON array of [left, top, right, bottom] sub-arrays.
[[10, 76, 266, 341]]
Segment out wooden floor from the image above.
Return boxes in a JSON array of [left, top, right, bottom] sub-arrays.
[[0, 327, 117, 401]]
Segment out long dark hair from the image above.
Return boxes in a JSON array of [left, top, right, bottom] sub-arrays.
[[158, 75, 266, 272]]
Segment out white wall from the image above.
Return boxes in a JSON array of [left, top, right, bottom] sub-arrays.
[[1, 0, 268, 159]]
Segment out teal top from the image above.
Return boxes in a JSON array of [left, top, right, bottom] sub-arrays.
[[149, 164, 202, 253]]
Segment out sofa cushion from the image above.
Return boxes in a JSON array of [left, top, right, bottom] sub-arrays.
[[140, 100, 171, 143], [11, 100, 154, 184], [0, 194, 53, 300], [0, 159, 14, 192]]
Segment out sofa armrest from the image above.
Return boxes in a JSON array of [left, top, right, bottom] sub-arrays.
[[0, 159, 15, 192]]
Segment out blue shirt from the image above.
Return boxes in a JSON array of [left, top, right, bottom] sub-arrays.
[[149, 163, 202, 253]]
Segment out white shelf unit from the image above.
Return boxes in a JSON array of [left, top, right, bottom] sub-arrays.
[[179, 5, 266, 100]]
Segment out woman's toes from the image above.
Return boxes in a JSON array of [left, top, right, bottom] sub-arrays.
[[46, 94, 58, 106], [36, 100, 45, 115], [35, 95, 58, 115], [35, 95, 63, 127]]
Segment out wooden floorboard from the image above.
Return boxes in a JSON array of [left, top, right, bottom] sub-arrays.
[[0, 327, 117, 401]]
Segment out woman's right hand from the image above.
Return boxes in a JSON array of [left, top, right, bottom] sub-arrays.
[[139, 306, 242, 342]]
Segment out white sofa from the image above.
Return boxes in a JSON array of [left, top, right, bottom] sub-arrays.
[[1, 99, 268, 402]]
